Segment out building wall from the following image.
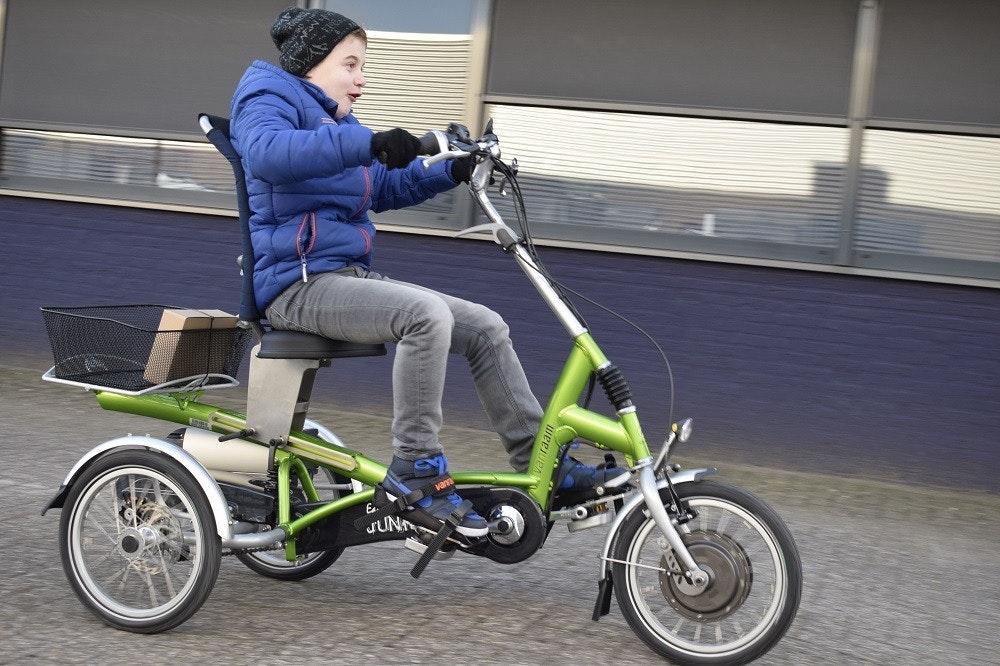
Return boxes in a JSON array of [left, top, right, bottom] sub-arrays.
[[0, 0, 997, 287]]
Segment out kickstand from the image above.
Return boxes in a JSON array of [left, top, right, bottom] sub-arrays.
[[592, 577, 614, 620]]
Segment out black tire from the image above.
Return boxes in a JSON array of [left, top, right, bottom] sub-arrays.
[[59, 449, 221, 633], [234, 546, 342, 581], [611, 480, 802, 665], [234, 466, 345, 581]]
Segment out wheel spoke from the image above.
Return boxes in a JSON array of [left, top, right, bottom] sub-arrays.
[[85, 505, 120, 545], [100, 558, 133, 590]]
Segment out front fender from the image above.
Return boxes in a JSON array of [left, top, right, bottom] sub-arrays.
[[41, 434, 234, 543], [597, 467, 718, 580]]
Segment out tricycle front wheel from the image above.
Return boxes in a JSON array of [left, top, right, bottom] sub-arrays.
[[611, 480, 801, 665], [59, 449, 221, 633]]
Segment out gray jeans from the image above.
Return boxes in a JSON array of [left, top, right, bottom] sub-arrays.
[[266, 266, 542, 470]]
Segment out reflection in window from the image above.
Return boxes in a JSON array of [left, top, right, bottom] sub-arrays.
[[0, 128, 232, 193], [483, 105, 850, 248], [857, 130, 1000, 261]]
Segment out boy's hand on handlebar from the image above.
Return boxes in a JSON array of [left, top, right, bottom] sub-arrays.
[[371, 128, 421, 169], [450, 155, 475, 183]]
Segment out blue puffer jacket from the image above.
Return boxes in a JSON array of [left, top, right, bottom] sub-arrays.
[[230, 60, 458, 312]]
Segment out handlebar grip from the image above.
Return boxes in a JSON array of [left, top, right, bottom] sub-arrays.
[[419, 130, 449, 156]]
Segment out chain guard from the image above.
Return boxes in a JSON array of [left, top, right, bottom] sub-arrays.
[[218, 481, 547, 563], [462, 487, 547, 564]]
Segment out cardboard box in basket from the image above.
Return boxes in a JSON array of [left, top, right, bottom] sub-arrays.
[[144, 309, 238, 385]]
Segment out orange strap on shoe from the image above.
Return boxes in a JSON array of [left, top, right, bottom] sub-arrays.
[[352, 473, 454, 531]]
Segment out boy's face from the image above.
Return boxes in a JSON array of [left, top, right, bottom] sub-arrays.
[[305, 34, 367, 119]]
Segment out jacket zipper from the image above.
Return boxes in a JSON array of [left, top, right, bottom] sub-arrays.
[[351, 167, 373, 255], [297, 211, 317, 283]]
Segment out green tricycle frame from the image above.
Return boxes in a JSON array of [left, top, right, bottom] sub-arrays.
[[90, 325, 651, 561]]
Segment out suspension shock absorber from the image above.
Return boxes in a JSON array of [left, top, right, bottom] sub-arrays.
[[595, 363, 633, 412]]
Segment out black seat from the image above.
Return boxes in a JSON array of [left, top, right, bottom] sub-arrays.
[[198, 113, 385, 361], [256, 330, 386, 360]]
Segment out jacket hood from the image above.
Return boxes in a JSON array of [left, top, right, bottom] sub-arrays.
[[244, 59, 344, 119]]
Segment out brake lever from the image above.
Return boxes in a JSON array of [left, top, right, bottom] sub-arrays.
[[422, 149, 471, 168]]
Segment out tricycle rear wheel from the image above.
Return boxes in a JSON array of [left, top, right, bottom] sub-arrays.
[[59, 449, 221, 633]]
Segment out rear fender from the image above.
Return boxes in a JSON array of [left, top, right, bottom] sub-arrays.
[[41, 435, 234, 543]]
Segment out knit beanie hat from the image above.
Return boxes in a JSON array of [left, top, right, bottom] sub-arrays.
[[270, 7, 361, 77]]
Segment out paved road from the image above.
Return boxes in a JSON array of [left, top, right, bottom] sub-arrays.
[[2, 362, 999, 665]]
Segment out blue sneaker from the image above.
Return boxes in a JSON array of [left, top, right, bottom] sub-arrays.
[[380, 454, 489, 538], [556, 456, 630, 492]]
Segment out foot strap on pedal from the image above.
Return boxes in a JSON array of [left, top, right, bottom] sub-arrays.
[[409, 499, 474, 579], [352, 473, 453, 531]]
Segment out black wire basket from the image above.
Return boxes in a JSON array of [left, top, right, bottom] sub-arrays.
[[41, 304, 253, 392]]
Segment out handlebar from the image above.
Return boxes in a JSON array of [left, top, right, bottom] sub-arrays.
[[421, 148, 473, 168], [419, 122, 584, 338], [418, 122, 498, 169], [418, 120, 523, 250], [418, 130, 449, 157]]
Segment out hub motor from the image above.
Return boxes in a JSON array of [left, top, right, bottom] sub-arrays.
[[659, 530, 753, 621]]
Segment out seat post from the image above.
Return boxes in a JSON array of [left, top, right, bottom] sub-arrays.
[[244, 345, 329, 445]]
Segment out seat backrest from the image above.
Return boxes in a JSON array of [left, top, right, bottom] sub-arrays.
[[198, 113, 262, 325], [197, 113, 387, 363]]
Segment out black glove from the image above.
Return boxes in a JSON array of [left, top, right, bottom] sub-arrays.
[[450, 155, 475, 184], [371, 128, 421, 169]]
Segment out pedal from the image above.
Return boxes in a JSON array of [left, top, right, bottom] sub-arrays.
[[408, 499, 476, 579], [355, 485, 478, 578], [404, 535, 456, 561]]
